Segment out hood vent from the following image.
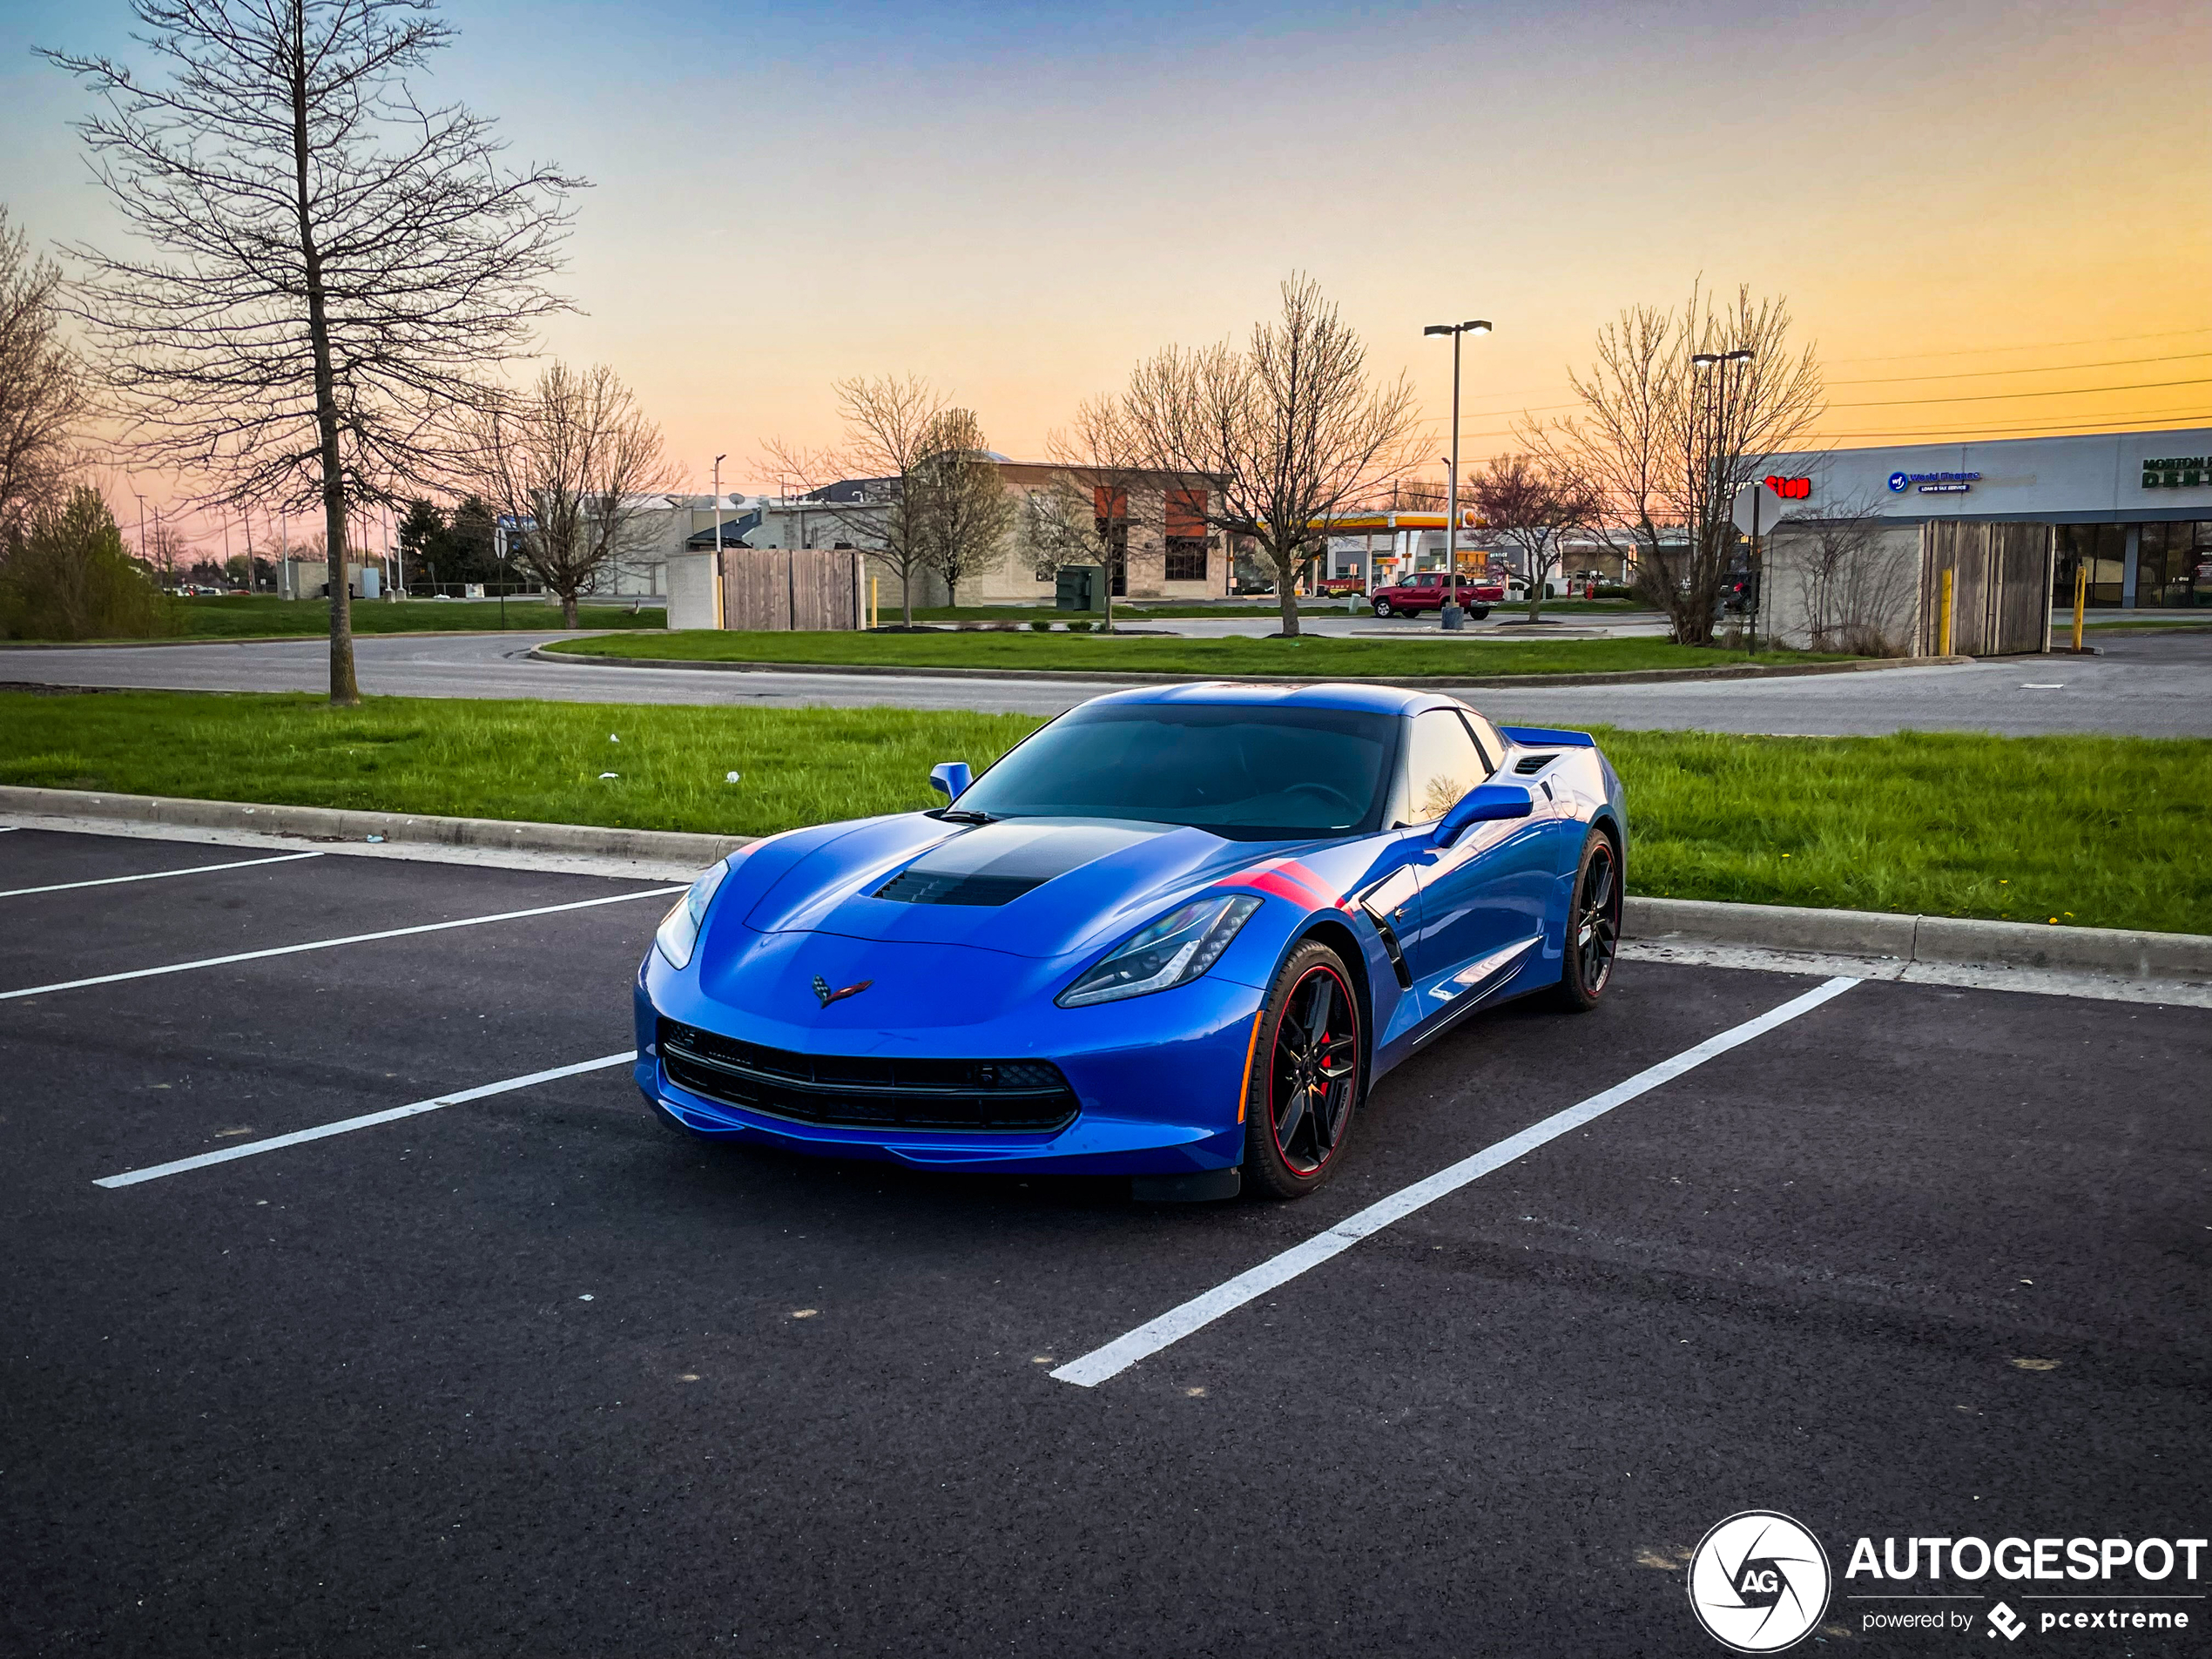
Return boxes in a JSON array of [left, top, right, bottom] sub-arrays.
[[1513, 752, 1557, 775], [873, 868, 1049, 907]]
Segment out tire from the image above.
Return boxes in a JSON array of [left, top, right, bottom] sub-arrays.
[[1242, 941, 1365, 1199], [1467, 605, 1490, 620], [1554, 827, 1623, 1011], [1372, 598, 1393, 617]]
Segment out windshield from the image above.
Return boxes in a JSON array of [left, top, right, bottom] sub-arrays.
[[953, 704, 1399, 841]]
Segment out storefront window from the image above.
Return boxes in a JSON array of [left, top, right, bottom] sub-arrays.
[[2134, 522, 2212, 609], [2053, 524, 2127, 607]]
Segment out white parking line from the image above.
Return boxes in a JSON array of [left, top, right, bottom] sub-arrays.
[[95, 1050, 637, 1187], [0, 850, 322, 900], [1050, 975, 1861, 1388], [0, 887, 683, 1002]]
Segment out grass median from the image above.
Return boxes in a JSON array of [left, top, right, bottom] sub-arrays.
[[543, 628, 1835, 678], [3, 688, 2206, 934], [153, 596, 666, 639]]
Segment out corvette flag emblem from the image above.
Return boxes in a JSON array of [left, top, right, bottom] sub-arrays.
[[812, 974, 873, 1008]]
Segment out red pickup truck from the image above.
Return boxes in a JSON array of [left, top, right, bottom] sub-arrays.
[[1367, 571, 1501, 617]]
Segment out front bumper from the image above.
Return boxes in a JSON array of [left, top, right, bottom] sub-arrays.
[[632, 952, 1258, 1177]]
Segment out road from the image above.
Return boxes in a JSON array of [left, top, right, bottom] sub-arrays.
[[3, 627, 2208, 735], [2, 825, 2203, 1655]]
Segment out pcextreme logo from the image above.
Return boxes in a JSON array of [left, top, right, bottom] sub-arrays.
[[1688, 1511, 1833, 1653]]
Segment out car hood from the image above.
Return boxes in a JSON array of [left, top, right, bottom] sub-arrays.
[[737, 813, 1289, 960]]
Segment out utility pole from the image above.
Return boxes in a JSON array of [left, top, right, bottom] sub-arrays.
[[711, 454, 727, 630], [1423, 318, 1492, 631]]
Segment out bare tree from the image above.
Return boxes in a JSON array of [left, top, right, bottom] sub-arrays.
[[1019, 395, 1163, 631], [1789, 495, 1915, 655], [0, 206, 89, 539], [1126, 274, 1420, 637], [44, 0, 582, 703], [1469, 452, 1604, 624], [912, 408, 1015, 610], [1535, 283, 1824, 646], [472, 362, 672, 626], [764, 374, 948, 627]]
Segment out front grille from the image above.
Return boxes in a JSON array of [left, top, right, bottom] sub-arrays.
[[658, 1019, 1076, 1132], [872, 868, 1049, 906]]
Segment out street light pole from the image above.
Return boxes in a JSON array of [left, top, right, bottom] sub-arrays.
[[1424, 318, 1492, 631], [712, 454, 727, 631]]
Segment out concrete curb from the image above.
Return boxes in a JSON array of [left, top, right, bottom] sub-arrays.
[[7, 786, 2207, 986], [529, 645, 1972, 691], [0, 626, 628, 651], [1625, 895, 2212, 984], [0, 786, 749, 868]]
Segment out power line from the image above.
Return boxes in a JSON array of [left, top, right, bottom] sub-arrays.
[[1811, 412, 2212, 441], [1833, 376, 2212, 408], [1831, 350, 2212, 386], [1829, 326, 2212, 366]]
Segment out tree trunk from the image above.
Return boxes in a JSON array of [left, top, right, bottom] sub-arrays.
[[1526, 561, 1544, 624], [561, 590, 578, 627], [290, 10, 357, 706], [1275, 549, 1300, 638], [900, 566, 914, 628]]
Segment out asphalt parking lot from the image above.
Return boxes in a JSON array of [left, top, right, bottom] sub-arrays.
[[3, 827, 2206, 1656]]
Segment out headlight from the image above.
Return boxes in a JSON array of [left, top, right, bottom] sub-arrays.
[[654, 860, 730, 970], [1056, 894, 1262, 1008]]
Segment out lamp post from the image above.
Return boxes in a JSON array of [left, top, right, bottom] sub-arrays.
[[1425, 318, 1492, 631], [1689, 347, 1754, 642], [711, 453, 727, 631]]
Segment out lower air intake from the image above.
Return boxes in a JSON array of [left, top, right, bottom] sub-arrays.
[[658, 1019, 1076, 1132]]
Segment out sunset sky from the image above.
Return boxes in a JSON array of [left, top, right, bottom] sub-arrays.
[[3, 0, 2208, 544]]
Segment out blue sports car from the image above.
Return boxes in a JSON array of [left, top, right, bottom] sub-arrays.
[[635, 682, 1626, 1200]]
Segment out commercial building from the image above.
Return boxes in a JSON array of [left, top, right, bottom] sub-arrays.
[[733, 460, 1233, 605], [1750, 425, 2212, 609]]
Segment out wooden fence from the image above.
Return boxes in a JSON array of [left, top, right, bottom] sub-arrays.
[[718, 548, 867, 631], [1916, 522, 2054, 657]]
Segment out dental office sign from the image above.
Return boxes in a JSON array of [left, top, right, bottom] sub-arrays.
[[1888, 470, 1979, 496], [2141, 455, 2209, 488]]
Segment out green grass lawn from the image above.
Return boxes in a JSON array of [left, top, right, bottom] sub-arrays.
[[3, 690, 2205, 934], [907, 597, 1645, 621], [159, 596, 665, 638], [546, 629, 1831, 678]]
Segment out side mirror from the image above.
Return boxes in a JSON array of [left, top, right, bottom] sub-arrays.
[[929, 761, 973, 802], [1433, 782, 1534, 847]]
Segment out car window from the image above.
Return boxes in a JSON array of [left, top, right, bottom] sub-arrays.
[[954, 704, 1399, 841], [1403, 709, 1488, 823], [1461, 708, 1507, 773]]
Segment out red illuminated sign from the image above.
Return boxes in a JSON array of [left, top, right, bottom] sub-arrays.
[[1764, 475, 1811, 500]]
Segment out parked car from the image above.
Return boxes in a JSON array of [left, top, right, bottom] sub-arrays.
[[636, 684, 1627, 1200], [1315, 577, 1366, 597], [1367, 571, 1501, 617]]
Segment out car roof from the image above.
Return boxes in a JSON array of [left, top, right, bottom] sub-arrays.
[[1083, 680, 1457, 717]]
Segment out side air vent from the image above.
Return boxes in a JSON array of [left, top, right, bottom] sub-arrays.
[[873, 868, 1049, 907], [1514, 753, 1557, 775]]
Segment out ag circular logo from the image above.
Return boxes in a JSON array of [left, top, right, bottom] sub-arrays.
[[1886, 471, 1910, 493], [1687, 1510, 1831, 1653]]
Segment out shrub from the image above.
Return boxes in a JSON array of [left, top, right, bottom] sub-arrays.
[[1028, 619, 1052, 631], [1065, 618, 1092, 632], [0, 487, 178, 640]]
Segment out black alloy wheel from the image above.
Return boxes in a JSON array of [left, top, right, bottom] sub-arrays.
[[1556, 828, 1622, 1010], [1244, 941, 1363, 1197]]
